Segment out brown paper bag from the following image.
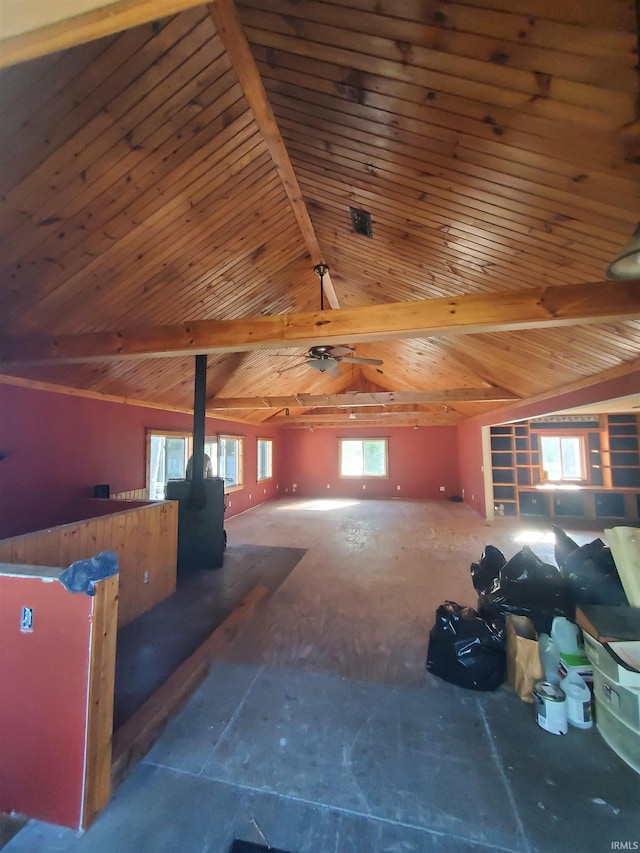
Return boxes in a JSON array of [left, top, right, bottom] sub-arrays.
[[506, 615, 544, 703]]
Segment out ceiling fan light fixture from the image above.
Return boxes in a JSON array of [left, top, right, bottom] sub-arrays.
[[349, 411, 357, 420], [276, 344, 383, 378], [606, 223, 640, 280]]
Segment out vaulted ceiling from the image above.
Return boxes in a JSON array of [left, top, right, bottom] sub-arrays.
[[0, 0, 638, 428]]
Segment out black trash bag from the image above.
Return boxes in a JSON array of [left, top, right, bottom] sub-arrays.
[[552, 525, 580, 569], [560, 538, 628, 607], [478, 546, 573, 635], [470, 544, 507, 593], [500, 545, 560, 585], [426, 601, 506, 691], [478, 585, 571, 636]]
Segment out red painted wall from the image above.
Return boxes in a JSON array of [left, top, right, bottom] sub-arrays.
[[0, 384, 280, 539], [4, 369, 634, 536], [457, 370, 640, 518], [277, 426, 461, 500], [0, 572, 93, 829]]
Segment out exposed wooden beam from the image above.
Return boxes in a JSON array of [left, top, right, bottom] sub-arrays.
[[2, 280, 639, 366], [0, 0, 209, 68], [207, 388, 517, 410], [279, 412, 459, 427], [0, 371, 194, 413], [208, 0, 339, 309], [274, 411, 458, 423]]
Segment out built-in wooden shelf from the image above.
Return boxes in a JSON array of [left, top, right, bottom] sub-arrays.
[[490, 415, 640, 521]]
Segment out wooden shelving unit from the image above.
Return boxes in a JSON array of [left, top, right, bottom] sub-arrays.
[[490, 416, 640, 521], [490, 426, 518, 516], [514, 423, 540, 487], [607, 414, 640, 490]]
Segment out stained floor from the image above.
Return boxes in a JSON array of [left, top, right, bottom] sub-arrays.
[[5, 499, 640, 853]]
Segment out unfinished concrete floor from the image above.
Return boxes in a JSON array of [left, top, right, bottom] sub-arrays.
[[5, 498, 640, 853]]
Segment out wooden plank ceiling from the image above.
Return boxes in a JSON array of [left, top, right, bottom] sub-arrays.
[[0, 0, 638, 428]]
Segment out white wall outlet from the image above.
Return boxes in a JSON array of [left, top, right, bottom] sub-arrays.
[[285, 488, 288, 493], [249, 493, 251, 500], [439, 485, 445, 491], [462, 488, 465, 498], [143, 571, 149, 584], [264, 488, 266, 494], [471, 494, 475, 501], [327, 483, 331, 489], [397, 485, 401, 491], [292, 483, 297, 489], [362, 484, 366, 490], [228, 499, 231, 506]]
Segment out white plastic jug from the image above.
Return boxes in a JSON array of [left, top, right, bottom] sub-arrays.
[[563, 671, 593, 729], [551, 616, 580, 657], [538, 634, 561, 685]]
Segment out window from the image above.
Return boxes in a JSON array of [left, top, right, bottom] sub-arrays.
[[147, 431, 244, 497], [540, 435, 584, 481], [218, 434, 244, 489], [257, 438, 273, 481], [339, 438, 388, 477], [147, 431, 190, 499]]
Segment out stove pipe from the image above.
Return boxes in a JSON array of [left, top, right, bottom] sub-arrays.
[[191, 353, 207, 492]]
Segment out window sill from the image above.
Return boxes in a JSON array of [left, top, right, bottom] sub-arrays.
[[536, 483, 584, 490], [338, 475, 389, 480]]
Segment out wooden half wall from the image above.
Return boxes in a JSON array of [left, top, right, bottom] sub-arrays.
[[0, 501, 177, 626]]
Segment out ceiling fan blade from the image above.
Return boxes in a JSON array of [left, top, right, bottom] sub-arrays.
[[277, 361, 312, 375], [338, 356, 384, 366], [327, 345, 354, 356]]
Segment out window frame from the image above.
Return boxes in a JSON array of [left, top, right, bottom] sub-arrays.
[[146, 430, 248, 497], [146, 429, 191, 500], [217, 433, 245, 492], [539, 432, 587, 483], [257, 437, 273, 482], [338, 437, 389, 479]]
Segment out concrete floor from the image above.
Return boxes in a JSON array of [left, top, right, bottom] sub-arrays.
[[5, 498, 640, 853]]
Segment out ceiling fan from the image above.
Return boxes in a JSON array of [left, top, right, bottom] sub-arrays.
[[277, 264, 383, 378], [277, 344, 383, 378]]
